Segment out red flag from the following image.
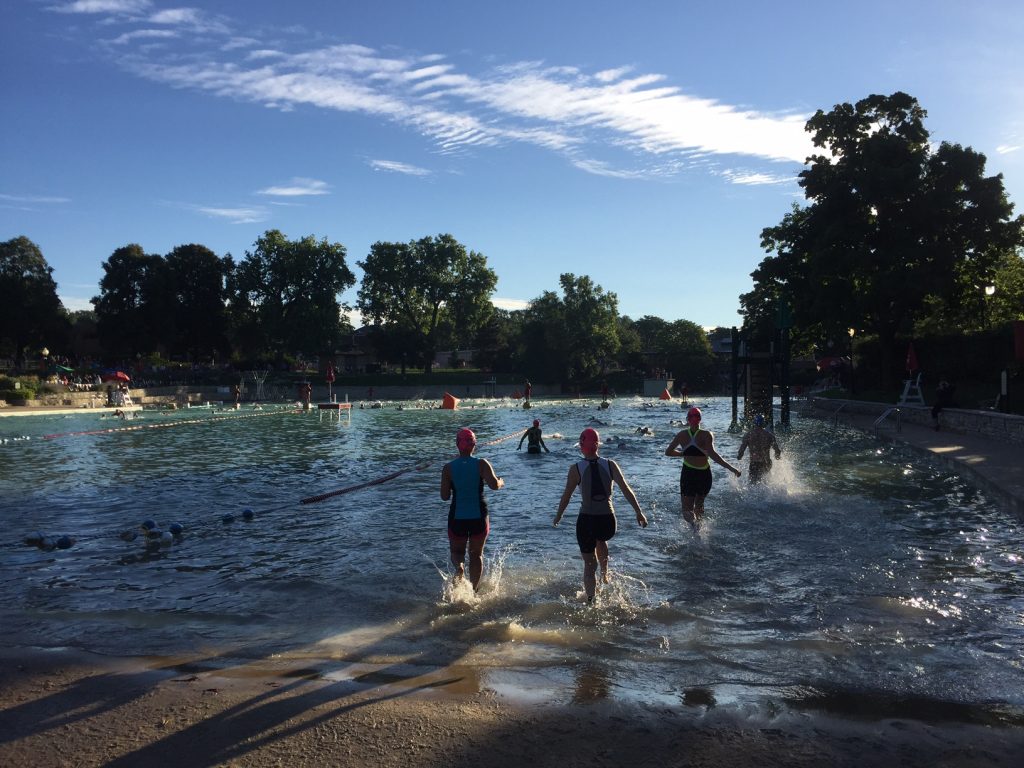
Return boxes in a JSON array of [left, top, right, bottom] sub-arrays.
[[905, 343, 919, 373], [326, 363, 336, 383]]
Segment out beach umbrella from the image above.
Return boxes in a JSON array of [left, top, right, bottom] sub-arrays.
[[101, 371, 131, 383], [906, 343, 919, 374]]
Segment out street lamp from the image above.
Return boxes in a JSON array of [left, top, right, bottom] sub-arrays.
[[40, 347, 49, 375], [978, 284, 997, 329]]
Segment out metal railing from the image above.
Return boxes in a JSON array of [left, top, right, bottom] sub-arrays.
[[832, 402, 847, 426], [873, 407, 902, 433]]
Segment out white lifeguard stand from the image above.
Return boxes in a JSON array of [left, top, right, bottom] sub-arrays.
[[898, 373, 926, 405]]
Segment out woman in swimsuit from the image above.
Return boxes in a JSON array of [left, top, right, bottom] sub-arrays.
[[554, 428, 647, 602], [664, 406, 741, 528]]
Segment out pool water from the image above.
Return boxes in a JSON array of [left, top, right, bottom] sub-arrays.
[[2, 397, 1022, 723]]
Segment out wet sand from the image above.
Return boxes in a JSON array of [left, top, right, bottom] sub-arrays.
[[2, 646, 1022, 768]]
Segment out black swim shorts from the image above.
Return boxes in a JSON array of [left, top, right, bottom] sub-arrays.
[[680, 465, 713, 497], [575, 513, 616, 554]]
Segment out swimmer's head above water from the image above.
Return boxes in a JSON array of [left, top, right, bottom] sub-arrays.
[[754, 414, 765, 427], [579, 427, 600, 453], [533, 419, 540, 427], [686, 406, 702, 425], [456, 427, 477, 453]]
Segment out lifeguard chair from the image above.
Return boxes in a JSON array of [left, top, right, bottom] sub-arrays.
[[898, 373, 925, 405]]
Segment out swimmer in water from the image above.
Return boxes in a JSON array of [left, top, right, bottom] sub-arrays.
[[440, 428, 505, 591], [517, 419, 549, 454], [737, 414, 782, 484], [554, 428, 647, 602], [664, 406, 741, 529]]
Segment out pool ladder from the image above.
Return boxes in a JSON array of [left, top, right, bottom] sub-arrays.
[[873, 407, 902, 434]]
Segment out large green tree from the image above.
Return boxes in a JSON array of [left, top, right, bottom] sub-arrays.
[[742, 92, 1024, 382], [624, 315, 716, 386], [0, 236, 69, 367], [164, 244, 233, 361], [231, 230, 355, 363], [92, 244, 167, 359], [520, 274, 620, 384], [356, 234, 497, 373]]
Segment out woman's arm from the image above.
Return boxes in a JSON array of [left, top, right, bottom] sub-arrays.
[[705, 433, 741, 477], [479, 459, 505, 490], [609, 460, 647, 527], [553, 465, 580, 526], [440, 463, 452, 500]]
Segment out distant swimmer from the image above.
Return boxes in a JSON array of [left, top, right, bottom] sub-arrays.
[[554, 428, 647, 603], [440, 428, 505, 591], [737, 415, 782, 484], [664, 406, 741, 529], [518, 419, 549, 454]]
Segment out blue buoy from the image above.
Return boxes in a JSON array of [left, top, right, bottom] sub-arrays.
[[242, 509, 254, 520], [56, 535, 74, 549], [141, 519, 157, 530], [169, 522, 184, 536], [222, 514, 235, 524]]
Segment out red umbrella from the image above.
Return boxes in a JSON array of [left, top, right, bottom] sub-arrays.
[[101, 371, 131, 383], [906, 343, 919, 374]]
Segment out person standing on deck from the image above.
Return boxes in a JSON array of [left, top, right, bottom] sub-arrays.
[[664, 406, 741, 529], [440, 428, 504, 591], [554, 428, 647, 602]]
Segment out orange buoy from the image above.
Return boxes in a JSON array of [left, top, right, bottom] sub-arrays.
[[659, 388, 672, 400], [441, 392, 459, 410]]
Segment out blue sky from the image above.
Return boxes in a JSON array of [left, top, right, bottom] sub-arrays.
[[3, 0, 1023, 330]]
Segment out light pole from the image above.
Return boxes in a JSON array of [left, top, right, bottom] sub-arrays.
[[982, 285, 996, 329], [40, 346, 49, 376]]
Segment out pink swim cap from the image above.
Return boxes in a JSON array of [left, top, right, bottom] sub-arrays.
[[533, 419, 540, 427], [456, 428, 477, 451], [579, 427, 600, 447], [686, 406, 702, 422]]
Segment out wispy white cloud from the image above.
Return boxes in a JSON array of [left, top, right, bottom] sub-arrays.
[[147, 7, 231, 34], [720, 170, 795, 186], [0, 193, 71, 203], [110, 29, 177, 45], [491, 297, 529, 311], [196, 205, 268, 223], [57, 7, 815, 178], [256, 177, 331, 196], [995, 144, 1020, 154], [49, 0, 150, 14], [58, 295, 96, 312], [222, 36, 259, 52], [368, 160, 431, 176]]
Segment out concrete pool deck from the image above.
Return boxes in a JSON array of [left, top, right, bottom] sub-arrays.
[[802, 398, 1024, 518]]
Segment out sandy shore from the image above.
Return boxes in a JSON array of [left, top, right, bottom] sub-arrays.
[[2, 646, 1022, 768]]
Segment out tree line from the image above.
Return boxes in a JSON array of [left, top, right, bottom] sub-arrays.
[[4, 91, 1022, 391], [0, 232, 719, 387]]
